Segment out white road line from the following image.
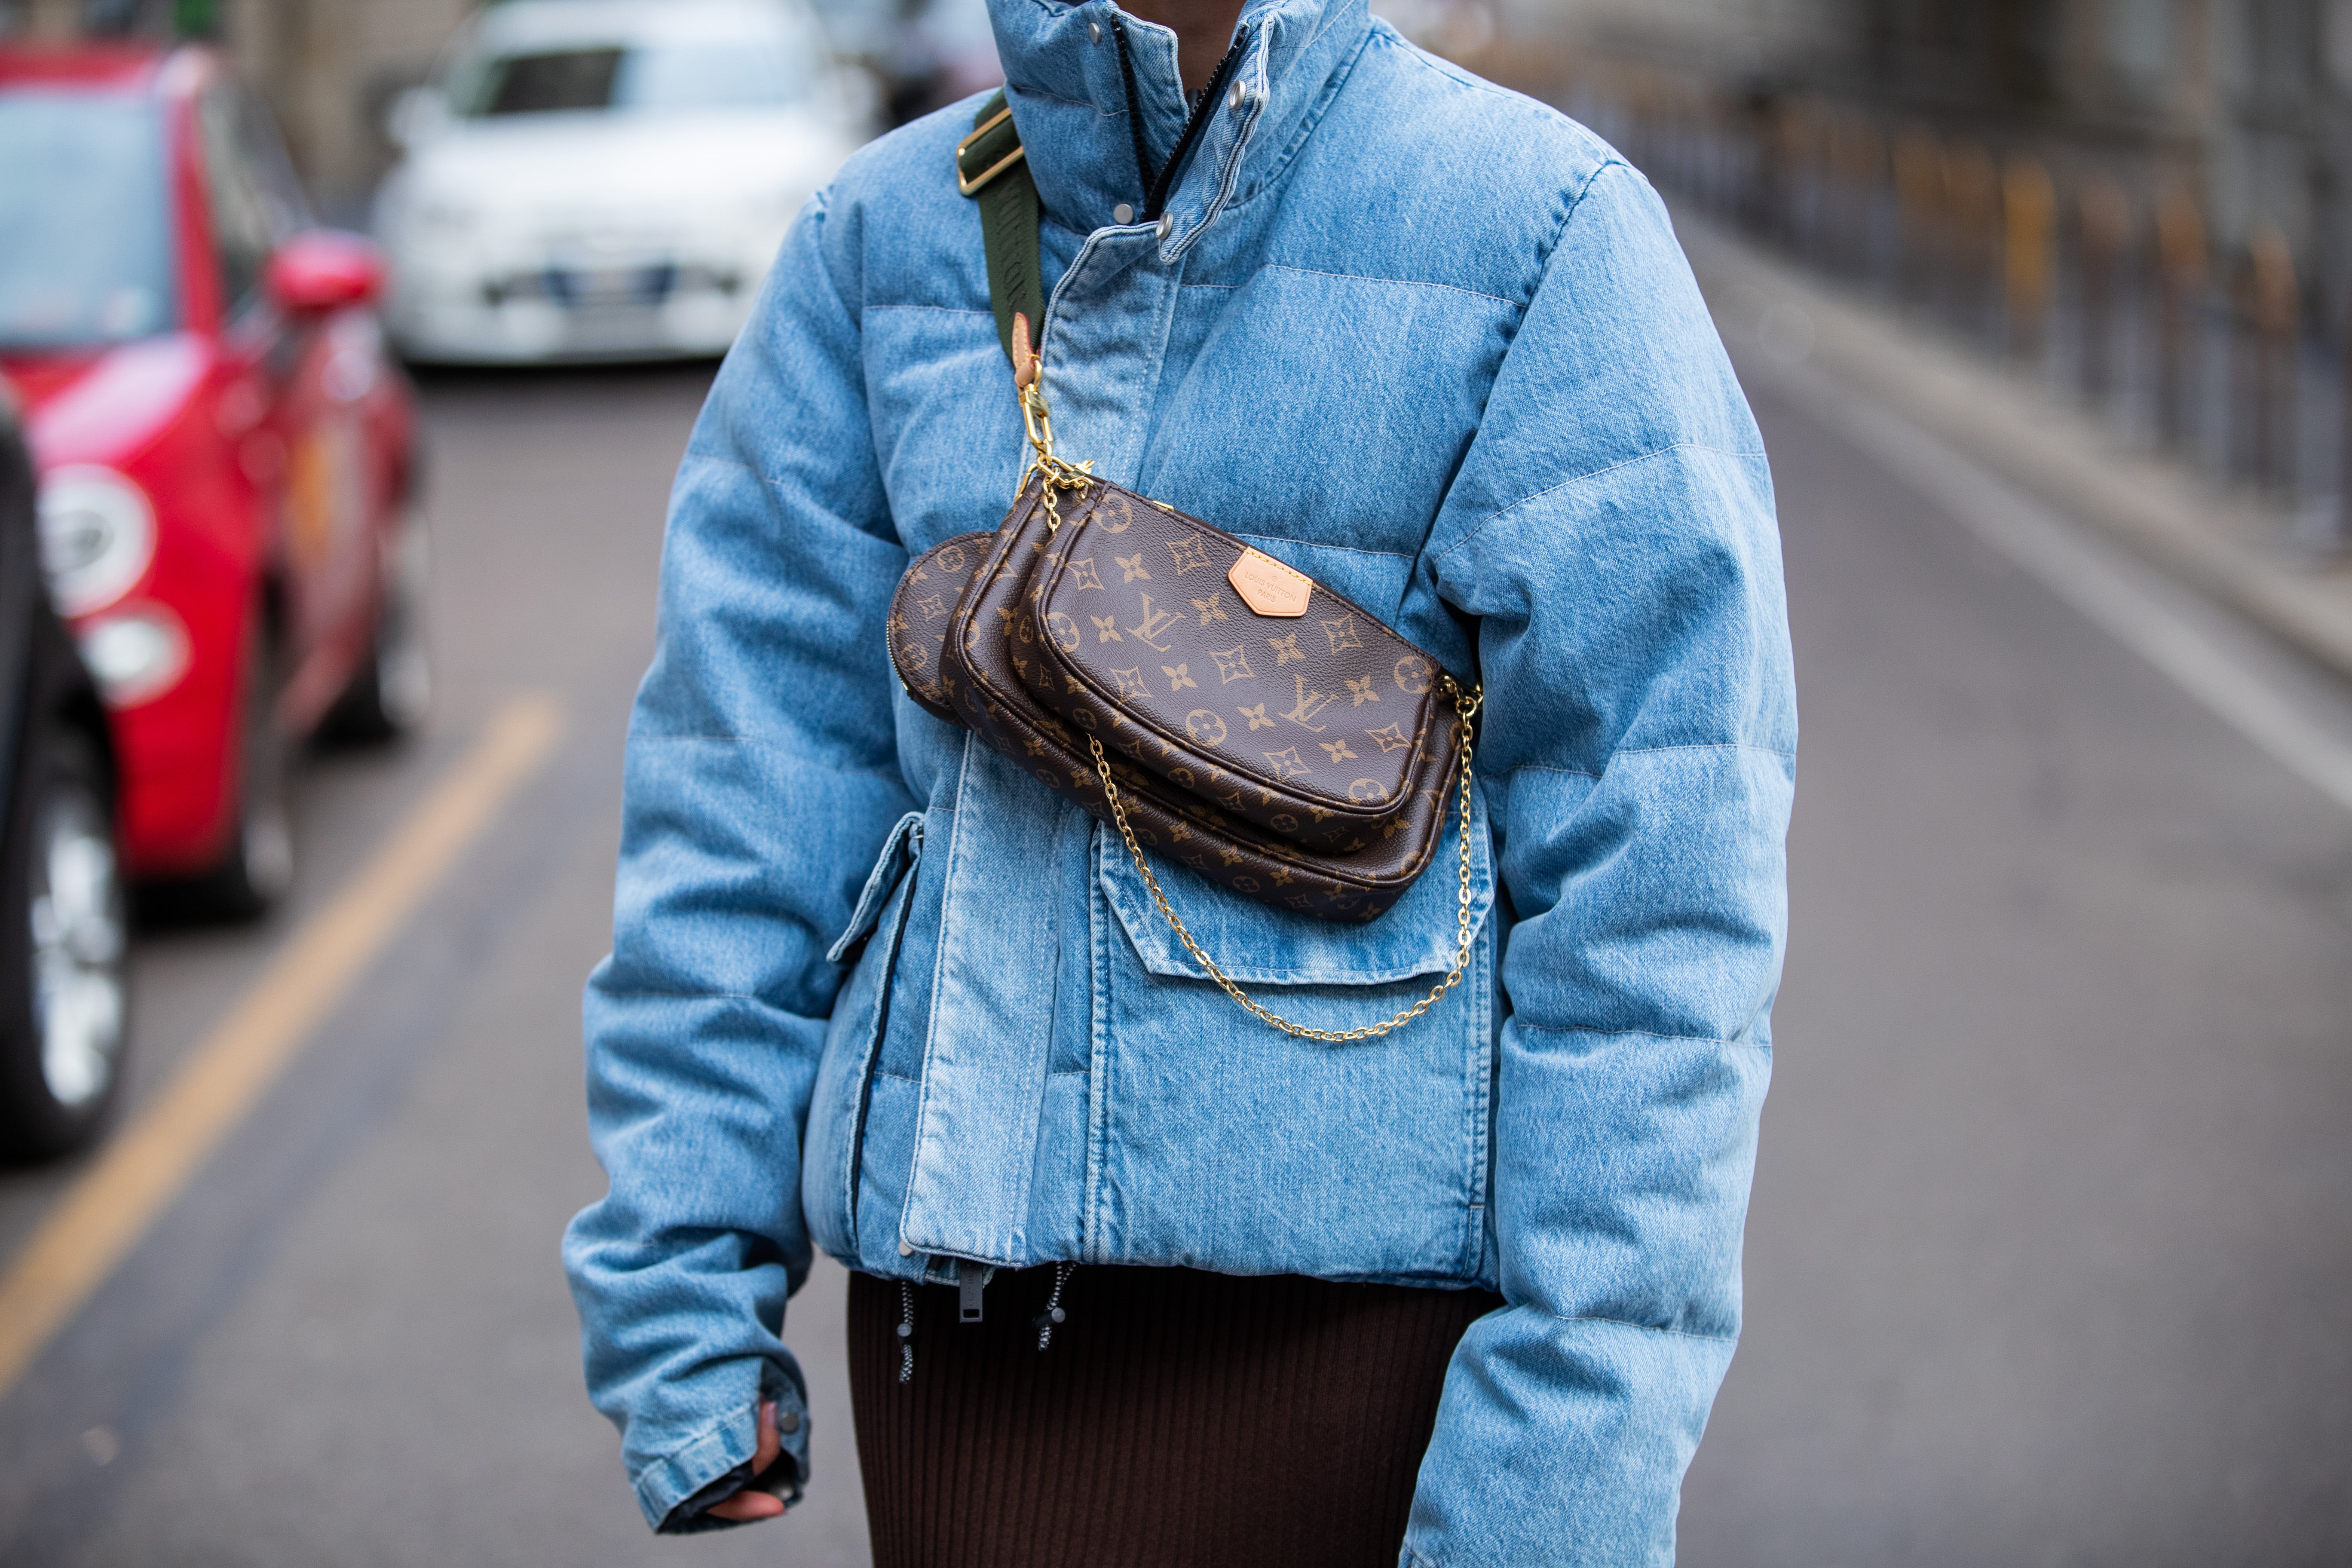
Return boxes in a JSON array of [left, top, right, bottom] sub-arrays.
[[1756, 352, 2352, 818]]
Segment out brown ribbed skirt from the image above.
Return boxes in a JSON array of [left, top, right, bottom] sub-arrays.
[[846, 1264, 1501, 1568]]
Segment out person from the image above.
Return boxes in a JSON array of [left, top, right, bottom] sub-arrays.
[[561, 0, 1795, 1556]]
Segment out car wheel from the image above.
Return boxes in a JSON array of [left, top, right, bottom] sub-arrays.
[[326, 505, 430, 743], [0, 722, 129, 1160], [195, 630, 296, 920]]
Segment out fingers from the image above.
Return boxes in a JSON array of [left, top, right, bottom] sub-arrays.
[[704, 1400, 790, 1523], [752, 1399, 782, 1474], [709, 1488, 786, 1522]]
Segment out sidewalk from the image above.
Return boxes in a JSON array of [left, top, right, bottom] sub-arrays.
[[1674, 210, 2352, 687]]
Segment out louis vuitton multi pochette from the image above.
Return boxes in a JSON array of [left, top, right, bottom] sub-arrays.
[[880, 95, 1482, 1041]]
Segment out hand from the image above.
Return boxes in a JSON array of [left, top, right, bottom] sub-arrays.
[[707, 1400, 790, 1523]]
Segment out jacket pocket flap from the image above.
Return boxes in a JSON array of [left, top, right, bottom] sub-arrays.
[[828, 812, 925, 965], [1095, 785, 1493, 986]]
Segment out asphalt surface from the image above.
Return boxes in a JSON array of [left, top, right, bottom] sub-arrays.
[[0, 302, 2346, 1565], [0, 363, 868, 1568]]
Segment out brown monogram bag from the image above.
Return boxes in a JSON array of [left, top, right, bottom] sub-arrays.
[[885, 320, 1484, 1040], [882, 101, 1481, 1039]]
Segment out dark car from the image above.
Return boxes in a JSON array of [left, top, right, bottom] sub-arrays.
[[0, 387, 129, 1158]]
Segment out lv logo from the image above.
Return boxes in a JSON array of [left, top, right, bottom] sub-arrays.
[[1125, 594, 1185, 653], [1282, 673, 1337, 733]]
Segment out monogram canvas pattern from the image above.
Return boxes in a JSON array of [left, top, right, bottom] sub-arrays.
[[886, 478, 1464, 922], [1023, 486, 1444, 852], [888, 531, 992, 724]]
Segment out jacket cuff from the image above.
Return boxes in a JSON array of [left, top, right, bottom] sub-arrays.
[[637, 1388, 813, 1534]]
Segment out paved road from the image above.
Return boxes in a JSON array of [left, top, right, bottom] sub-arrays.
[[1681, 318, 2352, 1565], [0, 304, 2345, 1565], [0, 364, 870, 1568]]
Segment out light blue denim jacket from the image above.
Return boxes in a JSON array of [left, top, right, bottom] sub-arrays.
[[564, 0, 1794, 1557]]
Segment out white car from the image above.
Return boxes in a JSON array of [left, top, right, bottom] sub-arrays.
[[374, 0, 875, 364]]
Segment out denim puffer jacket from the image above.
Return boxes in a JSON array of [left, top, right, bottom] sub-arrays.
[[562, 0, 1795, 1558]]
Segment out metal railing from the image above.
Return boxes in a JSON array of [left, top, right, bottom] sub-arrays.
[[1560, 65, 2352, 552]]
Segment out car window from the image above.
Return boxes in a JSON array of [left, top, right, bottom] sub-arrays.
[[453, 39, 814, 116], [472, 46, 623, 114], [235, 89, 313, 236], [199, 83, 309, 317], [0, 91, 175, 349]]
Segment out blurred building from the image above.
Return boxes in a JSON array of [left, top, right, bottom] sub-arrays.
[[6, 0, 469, 215], [11, 0, 2347, 331], [1544, 0, 2352, 330]]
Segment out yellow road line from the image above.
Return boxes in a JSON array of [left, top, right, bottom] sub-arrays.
[[0, 693, 566, 1400]]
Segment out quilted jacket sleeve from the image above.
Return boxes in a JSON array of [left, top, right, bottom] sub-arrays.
[[560, 189, 918, 1532], [1409, 160, 1795, 1566]]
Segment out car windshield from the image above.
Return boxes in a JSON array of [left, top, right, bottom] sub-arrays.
[[0, 92, 175, 350], [450, 40, 814, 116]]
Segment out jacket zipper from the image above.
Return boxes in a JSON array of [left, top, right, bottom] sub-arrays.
[[1109, 19, 1253, 225]]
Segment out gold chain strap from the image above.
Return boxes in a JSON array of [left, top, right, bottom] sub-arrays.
[[1016, 329, 1482, 1040], [1088, 681, 1484, 1041], [1015, 356, 1094, 529]]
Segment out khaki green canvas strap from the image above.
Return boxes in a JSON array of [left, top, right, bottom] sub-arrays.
[[955, 91, 1044, 368]]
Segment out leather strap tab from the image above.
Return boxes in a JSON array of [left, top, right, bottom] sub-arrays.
[[1011, 311, 1038, 390]]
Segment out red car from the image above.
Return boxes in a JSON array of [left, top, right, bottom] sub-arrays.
[[1, 42, 425, 913]]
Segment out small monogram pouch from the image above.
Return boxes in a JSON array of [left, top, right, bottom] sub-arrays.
[[1020, 483, 1451, 856]]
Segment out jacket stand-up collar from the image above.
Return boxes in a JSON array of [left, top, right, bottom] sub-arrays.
[[986, 0, 1373, 254]]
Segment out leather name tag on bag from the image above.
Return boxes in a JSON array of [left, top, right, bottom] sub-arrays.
[[1228, 548, 1311, 617]]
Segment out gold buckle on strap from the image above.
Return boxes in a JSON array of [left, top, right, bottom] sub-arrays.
[[955, 104, 1026, 196]]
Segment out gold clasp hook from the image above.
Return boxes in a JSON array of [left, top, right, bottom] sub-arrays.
[[1441, 674, 1484, 725]]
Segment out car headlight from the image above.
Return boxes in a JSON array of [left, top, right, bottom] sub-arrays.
[[38, 466, 155, 617], [76, 605, 191, 708]]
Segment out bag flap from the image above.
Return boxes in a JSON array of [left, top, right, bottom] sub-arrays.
[[1033, 485, 1444, 823]]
